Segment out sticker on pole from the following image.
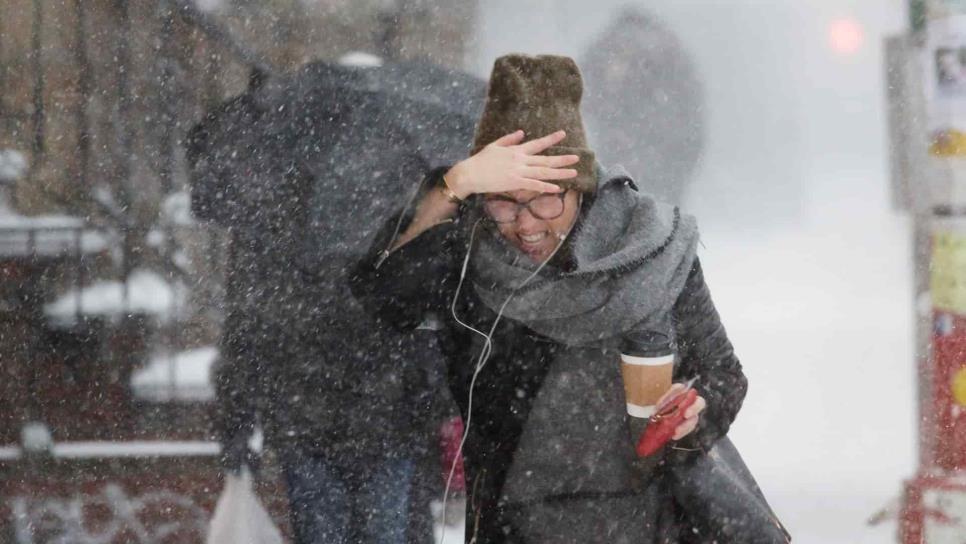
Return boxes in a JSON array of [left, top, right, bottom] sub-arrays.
[[930, 228, 966, 315], [952, 367, 966, 406], [925, 15, 966, 157]]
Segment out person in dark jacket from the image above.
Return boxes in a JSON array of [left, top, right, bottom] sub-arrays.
[[197, 104, 450, 543], [351, 54, 785, 543]]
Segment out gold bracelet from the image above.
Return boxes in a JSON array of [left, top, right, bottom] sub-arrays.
[[439, 183, 463, 204]]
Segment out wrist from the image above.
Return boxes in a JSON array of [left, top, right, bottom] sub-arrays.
[[442, 164, 472, 200]]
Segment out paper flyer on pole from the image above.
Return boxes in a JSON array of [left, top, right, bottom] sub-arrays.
[[924, 15, 966, 156]]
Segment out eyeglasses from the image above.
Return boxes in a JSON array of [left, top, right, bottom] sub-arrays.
[[482, 192, 568, 223]]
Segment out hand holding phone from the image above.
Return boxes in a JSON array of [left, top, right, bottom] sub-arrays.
[[635, 378, 704, 457]]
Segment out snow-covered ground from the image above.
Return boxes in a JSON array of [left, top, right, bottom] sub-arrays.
[[696, 206, 914, 543]]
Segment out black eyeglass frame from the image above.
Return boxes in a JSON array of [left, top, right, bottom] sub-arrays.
[[481, 191, 569, 224]]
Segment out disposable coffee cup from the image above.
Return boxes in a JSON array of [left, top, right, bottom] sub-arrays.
[[620, 331, 674, 425]]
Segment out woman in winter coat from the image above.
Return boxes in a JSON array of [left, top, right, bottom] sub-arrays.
[[352, 54, 788, 543]]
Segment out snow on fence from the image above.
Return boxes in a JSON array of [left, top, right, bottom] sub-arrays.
[[8, 483, 210, 544], [0, 441, 222, 461], [0, 222, 108, 258], [131, 347, 218, 402], [44, 268, 187, 328]]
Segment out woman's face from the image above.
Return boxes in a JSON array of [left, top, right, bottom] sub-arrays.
[[487, 189, 580, 262]]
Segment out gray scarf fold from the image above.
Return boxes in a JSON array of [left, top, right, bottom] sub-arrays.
[[470, 165, 699, 345]]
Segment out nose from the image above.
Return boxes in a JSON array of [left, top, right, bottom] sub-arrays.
[[514, 206, 541, 231]]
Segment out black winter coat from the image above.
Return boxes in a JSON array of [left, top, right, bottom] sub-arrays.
[[350, 182, 751, 542], [206, 118, 450, 462]]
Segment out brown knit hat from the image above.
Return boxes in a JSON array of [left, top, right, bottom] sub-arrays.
[[473, 54, 597, 192]]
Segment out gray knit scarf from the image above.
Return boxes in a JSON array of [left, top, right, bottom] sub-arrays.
[[470, 165, 699, 346]]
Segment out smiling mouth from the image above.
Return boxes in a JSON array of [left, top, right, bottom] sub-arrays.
[[519, 232, 548, 245]]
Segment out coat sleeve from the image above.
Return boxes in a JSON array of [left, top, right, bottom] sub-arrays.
[[212, 310, 258, 444], [671, 257, 748, 452], [212, 315, 259, 472], [211, 240, 259, 471], [349, 167, 462, 332]]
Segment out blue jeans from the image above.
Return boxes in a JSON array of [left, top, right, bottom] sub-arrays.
[[282, 453, 415, 544]]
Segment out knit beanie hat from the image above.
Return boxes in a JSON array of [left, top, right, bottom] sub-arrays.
[[472, 54, 597, 192]]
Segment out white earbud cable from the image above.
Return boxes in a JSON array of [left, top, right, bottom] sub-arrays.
[[438, 194, 580, 542]]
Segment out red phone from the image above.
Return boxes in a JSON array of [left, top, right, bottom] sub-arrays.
[[636, 379, 699, 457]]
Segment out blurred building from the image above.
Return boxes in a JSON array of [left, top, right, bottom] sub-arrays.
[[0, 1, 476, 542]]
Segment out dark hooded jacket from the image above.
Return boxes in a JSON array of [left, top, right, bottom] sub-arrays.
[[200, 97, 452, 463], [351, 167, 765, 543]]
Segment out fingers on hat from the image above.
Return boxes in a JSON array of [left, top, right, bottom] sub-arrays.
[[522, 166, 577, 181], [520, 130, 567, 154], [520, 178, 564, 193], [526, 154, 580, 167], [490, 130, 526, 147]]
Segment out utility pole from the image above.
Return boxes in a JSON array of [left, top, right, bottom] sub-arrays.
[[888, 1, 966, 541]]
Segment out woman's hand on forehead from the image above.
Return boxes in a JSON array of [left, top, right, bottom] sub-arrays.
[[443, 130, 580, 199]]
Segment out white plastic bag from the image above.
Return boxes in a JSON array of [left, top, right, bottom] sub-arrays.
[[206, 469, 285, 544]]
